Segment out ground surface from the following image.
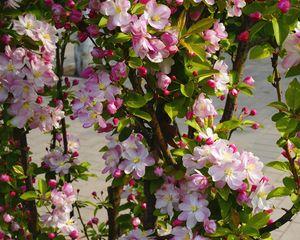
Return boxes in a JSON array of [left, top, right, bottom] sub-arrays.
[[27, 46, 299, 239]]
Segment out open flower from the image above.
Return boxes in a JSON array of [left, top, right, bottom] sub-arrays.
[[143, 0, 171, 30], [282, 33, 300, 69], [155, 183, 180, 219], [241, 151, 263, 185], [193, 93, 217, 121], [178, 193, 210, 229], [250, 180, 274, 213], [100, 0, 131, 30]]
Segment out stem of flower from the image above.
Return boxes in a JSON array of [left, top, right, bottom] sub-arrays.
[[75, 202, 90, 240]]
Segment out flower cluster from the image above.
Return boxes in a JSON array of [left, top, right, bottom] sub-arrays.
[[71, 67, 122, 129], [0, 14, 61, 130], [103, 133, 155, 179], [41, 183, 78, 237]]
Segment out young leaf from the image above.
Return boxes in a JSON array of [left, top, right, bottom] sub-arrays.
[[285, 79, 300, 112], [247, 212, 269, 229], [20, 191, 38, 201], [267, 186, 292, 199], [186, 18, 215, 35], [266, 161, 290, 172]]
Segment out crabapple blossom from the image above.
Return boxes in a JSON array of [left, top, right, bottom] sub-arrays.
[[42, 148, 71, 175], [208, 60, 230, 95], [5, 0, 21, 8], [143, 0, 171, 30], [250, 180, 274, 213], [240, 151, 263, 185], [178, 193, 210, 229], [192, 93, 217, 121], [118, 228, 153, 240], [227, 0, 246, 17], [171, 226, 193, 240], [182, 147, 208, 173], [100, 0, 131, 30], [155, 183, 180, 219], [282, 32, 300, 69], [119, 134, 155, 178], [157, 72, 171, 90]]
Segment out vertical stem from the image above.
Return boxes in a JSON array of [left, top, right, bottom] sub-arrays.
[[143, 180, 157, 230], [13, 128, 38, 239], [271, 52, 282, 102], [107, 186, 122, 240], [221, 41, 250, 123], [75, 202, 90, 240]]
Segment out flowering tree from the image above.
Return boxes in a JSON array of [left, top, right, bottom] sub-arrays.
[[0, 0, 300, 239]]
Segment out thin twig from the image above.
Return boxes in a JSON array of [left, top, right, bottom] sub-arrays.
[[75, 202, 90, 240]]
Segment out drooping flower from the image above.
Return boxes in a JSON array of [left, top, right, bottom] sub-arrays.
[[178, 193, 210, 229]]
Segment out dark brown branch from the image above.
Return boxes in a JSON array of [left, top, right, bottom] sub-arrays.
[[13, 128, 38, 239], [259, 206, 296, 234], [107, 186, 122, 240], [271, 52, 282, 102]]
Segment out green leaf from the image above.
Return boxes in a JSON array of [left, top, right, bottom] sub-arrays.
[[218, 197, 232, 218], [20, 191, 37, 201], [276, 116, 298, 134], [111, 33, 131, 43], [124, 93, 148, 108], [267, 186, 292, 199], [129, 109, 152, 122], [180, 37, 206, 61], [285, 79, 300, 112], [286, 64, 300, 78], [218, 187, 230, 201], [177, 10, 187, 38], [266, 161, 290, 172], [290, 137, 300, 148], [117, 118, 131, 132], [283, 177, 296, 191], [249, 44, 273, 60], [150, 179, 164, 194], [38, 179, 47, 195], [119, 127, 132, 142], [208, 227, 231, 237], [241, 226, 260, 237], [98, 17, 108, 28], [180, 81, 194, 97], [131, 3, 144, 14], [128, 58, 143, 69], [247, 212, 270, 229], [215, 119, 241, 132], [272, 18, 289, 46], [268, 101, 289, 112], [186, 18, 215, 35], [172, 148, 190, 157], [164, 97, 187, 120], [250, 21, 267, 39], [237, 82, 253, 96], [185, 119, 202, 131]]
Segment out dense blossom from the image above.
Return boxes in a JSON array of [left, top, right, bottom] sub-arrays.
[[282, 23, 300, 69]]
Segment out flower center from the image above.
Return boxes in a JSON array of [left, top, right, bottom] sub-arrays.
[[7, 63, 14, 72], [191, 205, 198, 212], [246, 163, 255, 172], [152, 15, 161, 22], [22, 102, 30, 109], [25, 22, 32, 30], [33, 71, 42, 78], [132, 157, 140, 163], [258, 191, 267, 199], [225, 168, 233, 177], [43, 33, 51, 40], [98, 83, 105, 90], [115, 6, 122, 14]]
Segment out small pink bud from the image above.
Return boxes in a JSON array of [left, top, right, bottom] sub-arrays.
[[278, 0, 291, 13], [113, 118, 119, 125], [163, 89, 171, 96], [129, 179, 135, 187], [69, 230, 79, 239], [251, 123, 260, 129], [237, 31, 250, 42], [70, 9, 82, 23], [113, 169, 123, 178], [141, 202, 147, 209], [48, 233, 56, 239], [243, 76, 255, 86], [206, 137, 214, 145], [154, 167, 163, 177], [137, 66, 147, 77], [131, 217, 141, 228], [172, 219, 183, 227], [250, 109, 257, 116], [242, 107, 249, 115], [230, 89, 238, 96], [220, 95, 225, 101], [73, 79, 79, 86], [91, 217, 99, 224], [127, 194, 136, 202], [281, 150, 288, 158], [0, 174, 10, 182], [48, 179, 57, 188], [66, 0, 75, 8], [36, 96, 43, 104], [196, 135, 202, 143], [186, 111, 193, 120], [207, 79, 216, 88], [249, 11, 262, 22], [1, 34, 11, 45]]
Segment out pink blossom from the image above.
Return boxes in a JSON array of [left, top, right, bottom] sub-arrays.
[[13, 14, 38, 40], [43, 148, 71, 175], [119, 229, 153, 240], [102, 145, 121, 174], [3, 213, 14, 223], [282, 34, 300, 69], [204, 219, 216, 234], [241, 151, 263, 185], [111, 62, 127, 81], [250, 180, 274, 213], [227, 0, 246, 17], [143, 0, 171, 30], [5, 0, 22, 8], [119, 134, 155, 178], [193, 93, 217, 120], [100, 0, 131, 30], [155, 183, 180, 219], [157, 72, 171, 90], [187, 172, 209, 191], [171, 226, 193, 240], [208, 60, 230, 95], [178, 193, 210, 229], [243, 76, 255, 86], [182, 147, 208, 173]]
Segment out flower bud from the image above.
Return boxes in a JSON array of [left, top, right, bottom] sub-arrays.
[[87, 25, 100, 38], [249, 11, 262, 22], [70, 10, 82, 23], [251, 123, 260, 129], [69, 230, 79, 239], [237, 31, 250, 42], [204, 219, 216, 234], [113, 169, 123, 178], [48, 179, 57, 188], [207, 79, 216, 88], [137, 66, 147, 77], [250, 109, 257, 116], [278, 0, 291, 13], [131, 217, 141, 228], [243, 76, 255, 86]]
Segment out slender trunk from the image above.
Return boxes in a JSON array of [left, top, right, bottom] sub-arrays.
[[107, 186, 122, 240], [143, 180, 157, 230], [221, 41, 250, 122], [13, 128, 38, 239]]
